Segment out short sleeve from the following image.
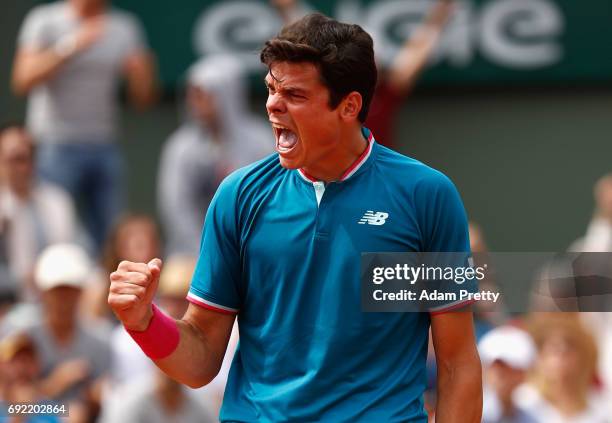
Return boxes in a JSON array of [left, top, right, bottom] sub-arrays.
[[414, 171, 476, 314], [17, 7, 49, 50], [115, 12, 147, 58], [416, 172, 470, 253], [187, 175, 242, 314]]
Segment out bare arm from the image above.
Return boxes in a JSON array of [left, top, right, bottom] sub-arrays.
[[270, 0, 309, 25], [123, 51, 158, 109], [387, 0, 455, 95], [156, 304, 235, 388], [108, 260, 235, 388], [12, 17, 104, 95], [431, 310, 482, 423]]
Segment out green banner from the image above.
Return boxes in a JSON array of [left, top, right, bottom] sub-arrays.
[[112, 0, 612, 88]]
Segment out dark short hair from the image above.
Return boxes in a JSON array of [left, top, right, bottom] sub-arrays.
[[0, 121, 35, 156], [0, 121, 25, 138], [260, 13, 377, 123]]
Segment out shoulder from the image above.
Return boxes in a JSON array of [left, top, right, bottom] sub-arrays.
[[26, 2, 65, 17], [35, 180, 71, 200], [21, 2, 65, 26], [374, 143, 458, 194], [34, 182, 75, 214], [108, 8, 142, 28]]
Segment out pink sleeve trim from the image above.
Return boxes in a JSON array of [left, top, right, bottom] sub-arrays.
[[429, 299, 476, 316], [186, 292, 238, 315]]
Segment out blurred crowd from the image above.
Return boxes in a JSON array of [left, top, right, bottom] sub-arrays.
[[1, 0, 611, 422]]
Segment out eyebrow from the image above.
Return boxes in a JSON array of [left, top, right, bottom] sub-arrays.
[[264, 79, 307, 96]]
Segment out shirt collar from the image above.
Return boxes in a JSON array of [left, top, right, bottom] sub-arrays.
[[296, 127, 376, 183]]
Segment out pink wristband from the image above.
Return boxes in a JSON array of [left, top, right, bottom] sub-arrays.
[[126, 304, 180, 359]]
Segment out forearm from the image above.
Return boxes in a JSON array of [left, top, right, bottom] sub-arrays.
[[435, 358, 482, 423], [125, 303, 230, 389], [110, 261, 235, 390], [153, 318, 221, 388], [426, 0, 455, 28], [39, 375, 64, 399], [12, 50, 68, 95], [126, 53, 158, 109], [388, 0, 454, 93]]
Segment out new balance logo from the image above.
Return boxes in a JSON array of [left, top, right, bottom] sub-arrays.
[[358, 211, 389, 225]]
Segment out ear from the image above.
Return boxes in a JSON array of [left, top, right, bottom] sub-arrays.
[[339, 91, 363, 122]]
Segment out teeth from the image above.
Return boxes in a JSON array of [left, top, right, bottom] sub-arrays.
[[272, 124, 290, 131]]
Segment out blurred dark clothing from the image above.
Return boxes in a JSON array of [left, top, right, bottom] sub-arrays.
[[36, 143, 122, 250], [364, 80, 404, 149]]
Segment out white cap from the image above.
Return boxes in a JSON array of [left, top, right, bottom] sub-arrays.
[[34, 243, 91, 291], [478, 326, 536, 370]]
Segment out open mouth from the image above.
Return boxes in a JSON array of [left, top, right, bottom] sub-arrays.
[[272, 123, 299, 154]]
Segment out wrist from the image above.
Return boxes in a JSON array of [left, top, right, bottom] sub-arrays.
[[125, 304, 180, 360], [124, 306, 154, 332]]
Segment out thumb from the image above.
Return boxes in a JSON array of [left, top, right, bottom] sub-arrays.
[[147, 258, 163, 287], [147, 258, 163, 275], [144, 258, 163, 302]]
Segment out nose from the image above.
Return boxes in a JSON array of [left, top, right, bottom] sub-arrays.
[[266, 92, 286, 116]]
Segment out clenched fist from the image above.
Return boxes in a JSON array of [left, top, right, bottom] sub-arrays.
[[108, 258, 162, 331]]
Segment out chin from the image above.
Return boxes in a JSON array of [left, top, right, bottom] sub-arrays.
[[278, 155, 301, 169]]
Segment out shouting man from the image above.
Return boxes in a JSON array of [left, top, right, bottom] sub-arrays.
[[109, 13, 482, 422]]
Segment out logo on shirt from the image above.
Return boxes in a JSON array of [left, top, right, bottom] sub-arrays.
[[358, 211, 389, 226]]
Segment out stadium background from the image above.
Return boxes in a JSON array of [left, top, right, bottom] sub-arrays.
[[2, 0, 612, 252]]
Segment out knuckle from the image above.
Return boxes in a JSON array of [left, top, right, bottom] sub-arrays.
[[136, 286, 146, 298], [141, 267, 152, 279], [135, 273, 148, 285]]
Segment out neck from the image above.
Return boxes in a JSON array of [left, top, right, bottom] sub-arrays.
[[69, 0, 105, 18], [12, 185, 31, 200], [47, 320, 75, 346], [302, 126, 367, 182]]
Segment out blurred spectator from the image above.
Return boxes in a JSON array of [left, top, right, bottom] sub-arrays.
[[270, 0, 311, 25], [567, 173, 612, 414], [515, 314, 608, 422], [0, 124, 77, 302], [0, 332, 41, 404], [158, 55, 272, 255], [103, 255, 234, 422], [28, 243, 110, 421], [271, 0, 455, 149], [12, 0, 158, 250], [479, 325, 538, 423], [569, 173, 612, 252], [365, 0, 455, 148], [82, 213, 161, 326], [469, 222, 506, 339]]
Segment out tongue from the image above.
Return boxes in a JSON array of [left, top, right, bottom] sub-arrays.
[[279, 129, 298, 148]]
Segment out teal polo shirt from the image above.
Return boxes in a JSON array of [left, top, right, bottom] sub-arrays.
[[188, 128, 471, 422]]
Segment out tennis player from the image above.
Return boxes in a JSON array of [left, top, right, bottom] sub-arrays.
[[108, 13, 482, 422]]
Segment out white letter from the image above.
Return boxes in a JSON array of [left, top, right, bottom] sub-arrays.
[[480, 0, 564, 69], [373, 267, 384, 284]]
